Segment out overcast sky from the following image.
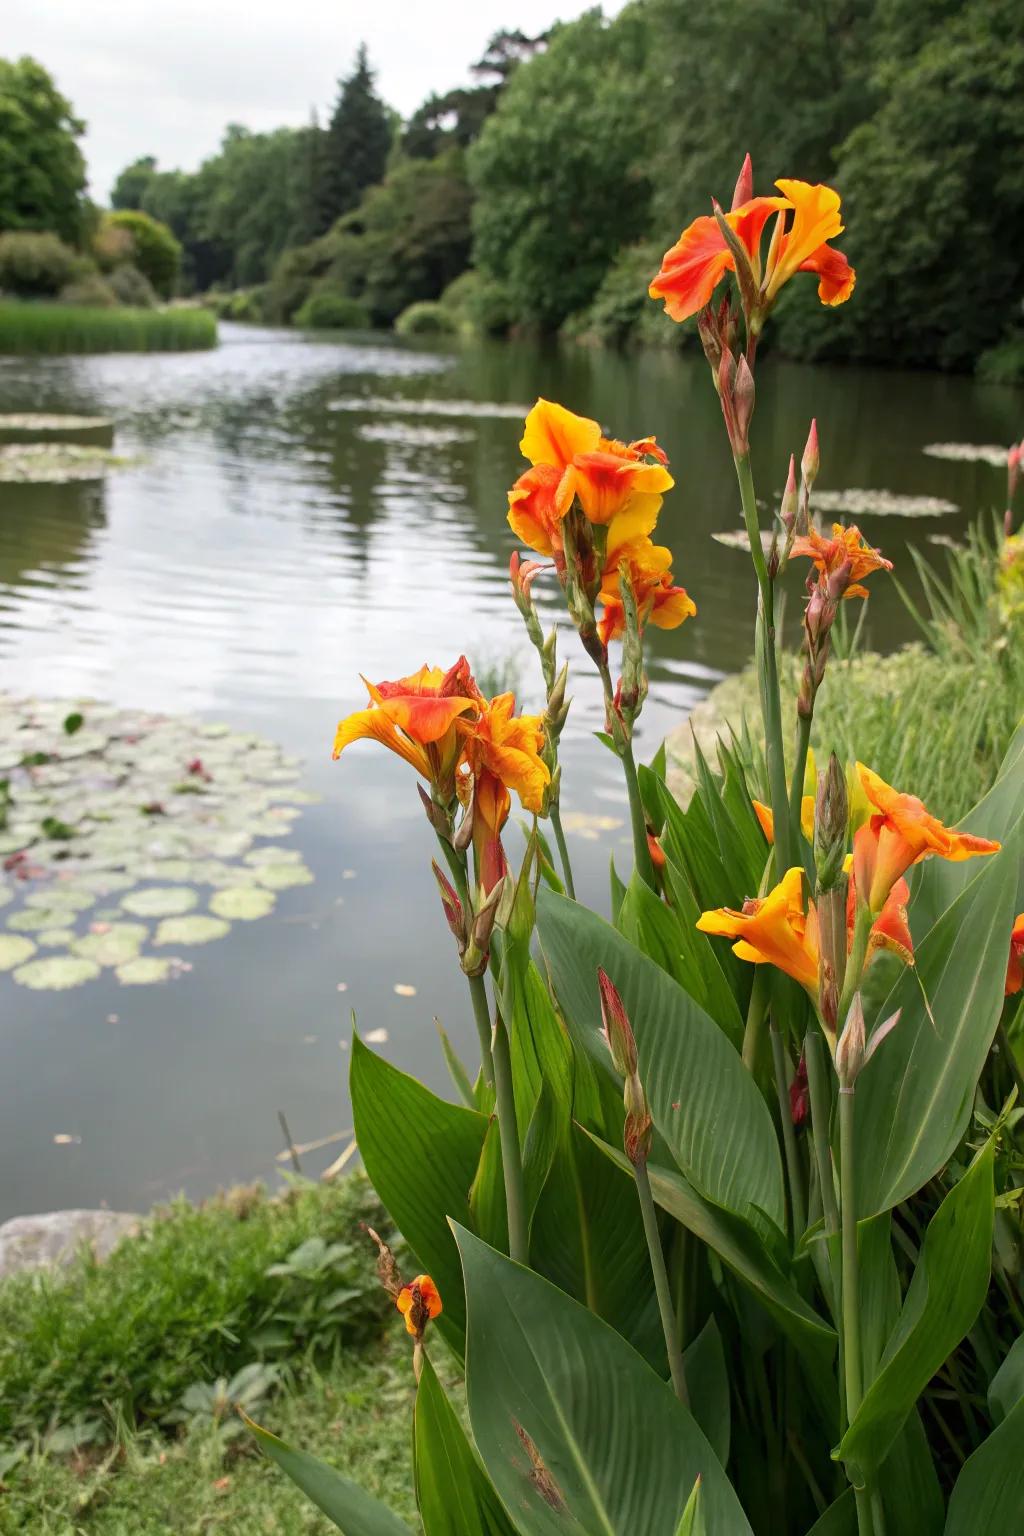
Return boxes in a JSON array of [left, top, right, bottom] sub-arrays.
[[6, 1, 619, 204]]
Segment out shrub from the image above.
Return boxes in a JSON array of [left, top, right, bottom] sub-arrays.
[[439, 269, 511, 335], [293, 290, 369, 330], [98, 210, 182, 297], [56, 273, 118, 308], [0, 1177, 392, 1443], [0, 231, 79, 298], [394, 299, 457, 336], [562, 241, 690, 348], [225, 286, 267, 322], [106, 262, 158, 308], [976, 331, 1024, 384]]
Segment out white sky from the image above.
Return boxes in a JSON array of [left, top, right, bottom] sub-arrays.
[[6, 1, 620, 203]]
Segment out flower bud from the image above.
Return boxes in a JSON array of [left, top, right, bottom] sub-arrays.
[[731, 152, 753, 211], [780, 454, 797, 531], [814, 753, 849, 891], [733, 357, 756, 455], [835, 992, 865, 1090], [598, 968, 638, 1076], [789, 1052, 809, 1127], [696, 304, 723, 373], [545, 660, 569, 725], [801, 419, 820, 491], [431, 860, 466, 951], [418, 782, 453, 840], [623, 1072, 653, 1165]]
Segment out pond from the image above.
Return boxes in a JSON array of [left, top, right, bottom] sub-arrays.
[[0, 324, 1020, 1219]]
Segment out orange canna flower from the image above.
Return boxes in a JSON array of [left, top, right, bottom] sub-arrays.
[[1006, 913, 1024, 996], [791, 523, 893, 600], [650, 177, 855, 325], [395, 1274, 442, 1338], [852, 764, 1001, 913], [597, 519, 696, 644], [457, 692, 549, 892], [509, 399, 674, 555], [333, 658, 480, 795], [698, 866, 820, 992], [698, 865, 915, 995]]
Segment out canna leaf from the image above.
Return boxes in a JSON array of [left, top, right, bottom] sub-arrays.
[[682, 1318, 730, 1467], [245, 1414, 413, 1534], [537, 886, 786, 1234], [350, 1033, 487, 1352], [943, 1394, 1024, 1535], [803, 1490, 855, 1535], [673, 1477, 705, 1536], [414, 1354, 519, 1536], [836, 1138, 996, 1481], [454, 1224, 754, 1536]]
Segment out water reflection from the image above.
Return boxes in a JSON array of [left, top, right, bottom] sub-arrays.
[[0, 325, 1019, 1217]]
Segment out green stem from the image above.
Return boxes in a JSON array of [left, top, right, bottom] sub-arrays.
[[549, 802, 577, 899], [634, 1157, 689, 1405], [466, 971, 495, 1089], [771, 1024, 806, 1240], [805, 1031, 840, 1242], [742, 967, 770, 1075], [490, 1000, 529, 1265], [789, 710, 813, 841], [839, 906, 872, 1032], [735, 450, 770, 593], [620, 735, 657, 888], [840, 1087, 874, 1536]]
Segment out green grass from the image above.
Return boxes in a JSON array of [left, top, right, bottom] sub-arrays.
[[0, 1340, 419, 1534], [0, 301, 217, 354], [0, 1178, 392, 1449]]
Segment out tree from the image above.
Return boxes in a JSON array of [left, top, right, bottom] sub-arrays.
[[111, 156, 158, 211], [0, 56, 87, 244], [317, 45, 392, 234], [469, 9, 656, 331]]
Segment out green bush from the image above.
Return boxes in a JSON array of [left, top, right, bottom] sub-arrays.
[[439, 269, 511, 335], [224, 286, 267, 322], [561, 241, 688, 348], [394, 299, 457, 336], [976, 331, 1024, 384], [293, 290, 369, 329], [106, 262, 158, 308], [0, 1177, 392, 1445], [0, 301, 217, 354], [0, 231, 80, 298], [98, 210, 182, 298], [56, 273, 118, 308]]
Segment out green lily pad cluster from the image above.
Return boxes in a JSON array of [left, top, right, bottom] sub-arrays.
[[0, 443, 130, 484], [0, 695, 316, 990]]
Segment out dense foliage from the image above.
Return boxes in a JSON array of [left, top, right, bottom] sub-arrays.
[[0, 58, 87, 246]]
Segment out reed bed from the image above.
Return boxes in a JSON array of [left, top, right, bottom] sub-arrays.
[[0, 301, 217, 354]]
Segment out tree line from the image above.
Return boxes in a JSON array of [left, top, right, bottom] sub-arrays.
[[2, 0, 1022, 372]]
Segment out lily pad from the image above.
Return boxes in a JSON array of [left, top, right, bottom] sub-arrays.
[[0, 413, 115, 447], [8, 906, 75, 932], [71, 923, 148, 967], [25, 886, 97, 913], [209, 886, 276, 921], [255, 862, 314, 890], [812, 488, 958, 519], [243, 845, 304, 867], [921, 442, 1007, 467], [0, 934, 37, 970], [36, 927, 76, 948], [154, 914, 231, 947], [12, 955, 101, 990], [116, 956, 177, 986], [0, 444, 117, 484], [121, 886, 198, 918], [712, 528, 776, 553]]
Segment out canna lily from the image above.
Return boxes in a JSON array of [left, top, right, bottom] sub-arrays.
[[508, 399, 674, 556], [457, 692, 549, 891], [852, 764, 1001, 913], [791, 523, 892, 600], [597, 519, 696, 644], [395, 1274, 442, 1338], [697, 866, 914, 994], [333, 658, 480, 798], [650, 176, 855, 326], [753, 797, 815, 844], [1005, 914, 1024, 996]]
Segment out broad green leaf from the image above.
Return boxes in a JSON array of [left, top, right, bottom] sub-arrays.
[[414, 1354, 518, 1536], [454, 1225, 753, 1536], [350, 1034, 486, 1350], [246, 1415, 413, 1535], [435, 1019, 476, 1110], [682, 1318, 730, 1467], [989, 1333, 1024, 1425], [537, 886, 786, 1233], [589, 1134, 835, 1387], [617, 870, 744, 1050], [853, 831, 1019, 1216], [531, 1122, 664, 1368], [804, 1490, 855, 1535], [609, 856, 628, 925], [522, 1077, 560, 1239], [837, 1139, 995, 1481], [469, 1118, 508, 1253], [943, 1395, 1024, 1534], [673, 1477, 705, 1536]]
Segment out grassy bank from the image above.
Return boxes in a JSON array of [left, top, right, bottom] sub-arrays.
[[0, 302, 217, 355]]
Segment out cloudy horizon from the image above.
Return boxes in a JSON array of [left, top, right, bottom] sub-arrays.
[[6, 1, 620, 204]]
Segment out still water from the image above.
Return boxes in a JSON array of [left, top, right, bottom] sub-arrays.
[[0, 325, 1020, 1219]]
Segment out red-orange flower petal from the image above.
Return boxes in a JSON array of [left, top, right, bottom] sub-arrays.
[[395, 1274, 443, 1336], [1006, 913, 1024, 996], [508, 463, 574, 556]]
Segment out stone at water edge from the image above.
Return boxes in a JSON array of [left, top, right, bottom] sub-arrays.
[[0, 1209, 142, 1279]]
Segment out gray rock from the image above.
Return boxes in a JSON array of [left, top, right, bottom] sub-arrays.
[[0, 1209, 142, 1279]]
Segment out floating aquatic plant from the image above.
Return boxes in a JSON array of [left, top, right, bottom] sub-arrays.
[[0, 443, 129, 483], [0, 695, 316, 990], [812, 488, 958, 518], [922, 442, 1007, 467]]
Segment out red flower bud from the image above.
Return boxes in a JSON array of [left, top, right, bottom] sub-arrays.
[[801, 419, 820, 489], [731, 152, 754, 211], [598, 968, 638, 1078]]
